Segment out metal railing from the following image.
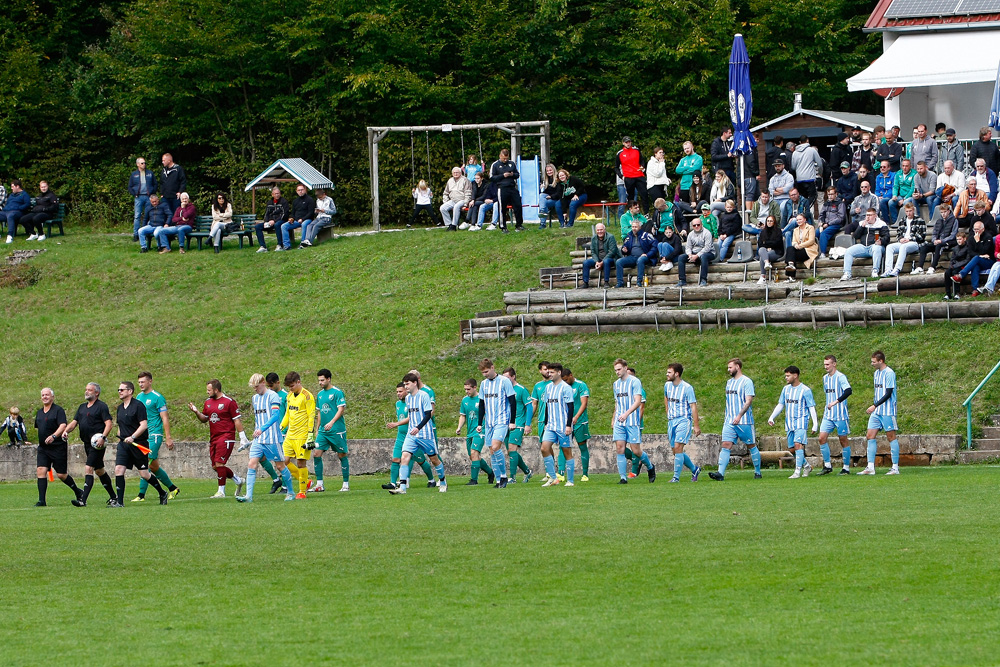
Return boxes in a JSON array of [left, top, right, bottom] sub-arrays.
[[963, 359, 1000, 449]]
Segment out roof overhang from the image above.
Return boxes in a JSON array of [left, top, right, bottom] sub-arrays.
[[848, 30, 1000, 90], [244, 158, 334, 192]]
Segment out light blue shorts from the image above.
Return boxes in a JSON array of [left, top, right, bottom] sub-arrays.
[[542, 429, 572, 449], [722, 422, 756, 445], [786, 429, 808, 448], [403, 434, 439, 457], [249, 440, 284, 463], [613, 423, 641, 444], [820, 417, 849, 436], [484, 423, 509, 444], [668, 418, 692, 446], [867, 414, 897, 433]]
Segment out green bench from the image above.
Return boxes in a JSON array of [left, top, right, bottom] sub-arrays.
[[26, 198, 66, 237], [185, 214, 255, 250]]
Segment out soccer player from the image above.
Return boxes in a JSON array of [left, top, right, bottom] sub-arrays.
[[502, 367, 533, 483], [390, 372, 447, 494], [625, 367, 649, 479], [266, 372, 289, 493], [768, 366, 818, 479], [278, 371, 316, 498], [563, 368, 591, 481], [541, 363, 576, 487], [862, 350, 900, 475], [709, 358, 761, 481], [663, 363, 702, 482], [530, 362, 551, 469], [237, 374, 296, 502], [313, 369, 349, 492], [113, 381, 167, 506], [612, 359, 655, 483], [188, 379, 247, 498], [476, 358, 515, 488], [456, 379, 494, 485], [132, 371, 180, 502], [33, 387, 83, 507], [408, 369, 437, 435], [64, 382, 116, 506], [383, 383, 436, 490], [819, 355, 853, 475]]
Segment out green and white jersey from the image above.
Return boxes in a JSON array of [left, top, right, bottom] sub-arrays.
[[572, 380, 590, 425], [512, 383, 531, 427], [460, 395, 480, 436], [531, 380, 551, 425], [139, 390, 167, 436], [420, 384, 437, 428], [395, 400, 408, 439], [639, 387, 648, 428], [278, 389, 289, 434], [317, 386, 347, 433]]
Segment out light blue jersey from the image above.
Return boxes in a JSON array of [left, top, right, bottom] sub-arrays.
[[407, 390, 436, 440], [874, 367, 897, 417], [823, 371, 851, 421], [664, 380, 696, 421], [614, 375, 643, 427], [479, 374, 514, 426], [725, 375, 755, 425], [777, 383, 815, 431], [544, 381, 574, 432], [252, 389, 283, 444]]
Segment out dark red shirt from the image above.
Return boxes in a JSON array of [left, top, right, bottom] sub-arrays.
[[203, 395, 240, 446]]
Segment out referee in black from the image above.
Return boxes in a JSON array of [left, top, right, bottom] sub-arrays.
[[34, 387, 83, 506], [64, 382, 115, 507], [113, 381, 167, 506]]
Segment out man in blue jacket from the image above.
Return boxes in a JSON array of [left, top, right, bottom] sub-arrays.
[[128, 157, 158, 241], [3, 180, 32, 244], [615, 216, 658, 288], [137, 195, 172, 253]]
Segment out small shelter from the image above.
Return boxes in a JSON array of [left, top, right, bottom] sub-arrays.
[[244, 158, 335, 214]]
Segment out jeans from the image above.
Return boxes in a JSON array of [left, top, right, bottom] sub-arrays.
[[616, 254, 654, 287], [717, 235, 735, 262], [304, 215, 331, 243], [877, 197, 893, 224], [161, 195, 180, 220], [137, 225, 162, 250], [676, 251, 715, 284], [742, 222, 762, 236], [657, 242, 680, 262], [254, 221, 281, 248], [3, 211, 25, 236], [565, 194, 587, 226], [959, 255, 995, 289], [133, 195, 151, 235], [540, 196, 563, 228], [209, 221, 228, 247], [758, 248, 781, 273], [280, 219, 310, 248], [914, 194, 940, 219], [581, 258, 613, 286], [781, 219, 809, 249], [710, 201, 727, 215], [817, 224, 842, 254], [157, 225, 192, 249], [888, 197, 914, 223], [440, 201, 463, 227], [617, 184, 628, 217], [476, 202, 499, 227], [884, 241, 919, 274], [984, 262, 1000, 293], [843, 244, 884, 276]]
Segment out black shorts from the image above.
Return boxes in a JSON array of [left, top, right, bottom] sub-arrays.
[[84, 442, 108, 469], [36, 444, 68, 475], [115, 441, 149, 471]]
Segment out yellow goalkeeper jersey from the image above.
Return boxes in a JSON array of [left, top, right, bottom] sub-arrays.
[[280, 388, 316, 440]]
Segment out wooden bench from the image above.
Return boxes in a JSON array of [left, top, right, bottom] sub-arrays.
[[27, 198, 66, 237], [185, 214, 255, 250]]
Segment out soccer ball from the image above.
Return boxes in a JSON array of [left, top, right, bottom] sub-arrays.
[[91, 433, 106, 450]]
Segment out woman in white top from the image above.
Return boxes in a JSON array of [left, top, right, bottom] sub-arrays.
[[646, 147, 671, 203], [209, 192, 233, 253], [408, 180, 438, 227], [709, 170, 735, 215]]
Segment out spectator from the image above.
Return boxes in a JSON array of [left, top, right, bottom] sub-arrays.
[[673, 172, 709, 233], [971, 158, 999, 208], [851, 126, 863, 143], [873, 125, 886, 144], [489, 148, 522, 232], [889, 158, 916, 222], [852, 132, 877, 172], [304, 188, 336, 244], [208, 192, 233, 254], [20, 180, 58, 242], [738, 150, 759, 207], [129, 157, 157, 241], [934, 123, 948, 140], [912, 161, 939, 219], [855, 164, 875, 195], [557, 169, 587, 228], [874, 160, 896, 223], [904, 126, 919, 161], [969, 201, 996, 237], [940, 128, 965, 173], [781, 188, 812, 247], [850, 180, 879, 226], [768, 158, 794, 208], [910, 124, 938, 171], [255, 186, 290, 252], [616, 217, 658, 287], [656, 224, 682, 274], [882, 203, 926, 277], [463, 172, 488, 229], [936, 159, 965, 209], [716, 199, 741, 261], [539, 163, 560, 229], [840, 208, 887, 280], [675, 216, 715, 287], [746, 191, 781, 235], [779, 141, 795, 170], [830, 133, 852, 180], [817, 186, 847, 256], [647, 197, 674, 236], [0, 182, 6, 210], [475, 180, 501, 230], [765, 137, 783, 181], [616, 136, 648, 212], [756, 215, 784, 283], [158, 192, 196, 254], [784, 213, 819, 280], [2, 180, 31, 243], [790, 135, 822, 205], [913, 203, 959, 274], [646, 147, 671, 203], [835, 163, 857, 206], [619, 200, 648, 240], [137, 194, 170, 253], [956, 177, 989, 227], [675, 141, 703, 193], [943, 231, 972, 300], [408, 180, 437, 229], [462, 154, 483, 181], [159, 153, 187, 219], [2, 406, 27, 446], [278, 184, 315, 249], [616, 174, 627, 218], [710, 127, 735, 181], [875, 132, 903, 172], [709, 170, 735, 215], [697, 202, 719, 238], [969, 127, 1000, 175], [977, 233, 1000, 296], [954, 220, 994, 296], [581, 223, 621, 288], [440, 166, 472, 232]]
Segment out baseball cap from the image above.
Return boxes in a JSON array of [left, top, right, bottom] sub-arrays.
[[621, 135, 632, 143], [946, 128, 956, 136], [773, 158, 784, 166], [700, 203, 711, 210], [840, 161, 850, 169]]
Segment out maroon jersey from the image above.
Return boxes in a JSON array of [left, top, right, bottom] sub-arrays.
[[203, 395, 240, 446]]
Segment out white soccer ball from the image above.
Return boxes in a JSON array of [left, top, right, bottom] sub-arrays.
[[91, 433, 106, 450]]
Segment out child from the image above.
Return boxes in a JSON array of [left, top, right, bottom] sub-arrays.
[[463, 154, 483, 181], [944, 230, 971, 300], [2, 407, 28, 446], [408, 180, 438, 228]]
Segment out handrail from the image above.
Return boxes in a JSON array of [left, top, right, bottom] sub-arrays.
[[963, 359, 1000, 449]]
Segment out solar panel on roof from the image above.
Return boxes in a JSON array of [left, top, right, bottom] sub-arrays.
[[884, 0, 960, 18], [954, 0, 1000, 14]]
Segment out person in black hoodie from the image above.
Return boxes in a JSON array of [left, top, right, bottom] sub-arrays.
[[756, 214, 784, 283], [943, 230, 971, 300], [255, 186, 289, 252], [281, 184, 316, 250], [489, 148, 521, 232], [716, 199, 742, 262], [21, 180, 58, 241], [159, 153, 187, 218]]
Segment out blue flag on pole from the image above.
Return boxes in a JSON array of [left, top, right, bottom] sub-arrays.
[[728, 34, 757, 155]]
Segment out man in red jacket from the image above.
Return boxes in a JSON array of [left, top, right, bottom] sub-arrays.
[[616, 136, 648, 212]]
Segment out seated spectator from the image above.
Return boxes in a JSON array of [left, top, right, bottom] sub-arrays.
[[463, 172, 487, 229], [2, 180, 31, 244], [835, 162, 857, 206], [882, 203, 926, 277], [912, 161, 938, 218], [280, 184, 315, 250], [256, 186, 290, 252], [303, 188, 336, 244], [440, 167, 472, 231], [768, 158, 793, 209], [20, 180, 58, 242], [756, 215, 784, 283], [977, 233, 1000, 296], [647, 197, 674, 236], [855, 164, 875, 194], [716, 199, 741, 262], [462, 154, 483, 181], [936, 160, 965, 209], [209, 192, 233, 254], [888, 158, 915, 222], [954, 221, 994, 296], [971, 158, 999, 209], [709, 170, 735, 215], [672, 172, 709, 233], [780, 188, 812, 247], [475, 180, 501, 230], [157, 192, 196, 254], [850, 180, 879, 226], [646, 147, 671, 203], [943, 231, 971, 301], [784, 213, 819, 281], [137, 194, 170, 253], [557, 169, 588, 227], [616, 218, 658, 287], [840, 208, 887, 280], [817, 186, 847, 256], [656, 224, 682, 274], [581, 223, 621, 288], [969, 201, 996, 237], [956, 177, 989, 227], [874, 160, 895, 223], [696, 203, 718, 238], [675, 217, 715, 287], [539, 163, 561, 229], [914, 203, 959, 274], [745, 191, 780, 235], [619, 200, 648, 240]]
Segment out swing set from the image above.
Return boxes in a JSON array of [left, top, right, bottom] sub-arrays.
[[366, 121, 552, 230]]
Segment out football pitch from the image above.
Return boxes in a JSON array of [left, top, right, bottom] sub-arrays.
[[3, 466, 999, 666]]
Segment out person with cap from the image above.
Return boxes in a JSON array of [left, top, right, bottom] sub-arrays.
[[696, 202, 718, 238], [910, 124, 938, 172], [768, 159, 794, 210], [764, 136, 784, 181], [830, 133, 853, 181], [941, 128, 965, 173], [851, 126, 864, 143], [616, 136, 648, 212], [835, 162, 857, 206]]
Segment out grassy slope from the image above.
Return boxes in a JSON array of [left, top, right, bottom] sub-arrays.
[[2, 229, 999, 441]]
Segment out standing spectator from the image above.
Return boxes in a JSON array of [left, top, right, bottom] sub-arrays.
[[829, 133, 852, 180], [539, 163, 560, 229], [790, 136, 822, 206], [850, 180, 879, 226], [889, 158, 916, 222], [158, 192, 196, 254], [943, 231, 972, 300], [851, 126, 864, 143], [912, 161, 939, 218], [851, 132, 877, 172], [407, 180, 437, 229], [784, 213, 819, 280], [557, 169, 588, 228], [615, 217, 658, 288], [940, 128, 965, 173], [874, 160, 896, 222], [710, 127, 735, 181], [675, 141, 703, 193], [817, 186, 847, 256], [616, 136, 647, 212], [954, 220, 994, 295], [910, 124, 938, 171], [581, 223, 620, 288], [255, 186, 289, 252], [716, 200, 742, 262], [876, 132, 903, 172], [439, 167, 472, 232], [129, 157, 157, 241], [709, 170, 735, 215], [489, 148, 522, 232], [462, 154, 483, 181], [616, 174, 627, 218], [280, 184, 316, 249], [675, 216, 715, 287], [646, 147, 671, 203], [764, 136, 783, 181], [2, 180, 31, 243], [159, 153, 187, 219], [756, 215, 784, 283], [934, 123, 948, 140], [768, 158, 793, 209], [840, 209, 887, 280], [303, 189, 336, 244], [20, 180, 58, 242], [969, 127, 1000, 175], [936, 159, 965, 209], [914, 203, 959, 274], [208, 192, 233, 253], [882, 203, 926, 277], [137, 194, 170, 253]]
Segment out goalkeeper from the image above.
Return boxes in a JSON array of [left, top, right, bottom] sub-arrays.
[[279, 371, 316, 499]]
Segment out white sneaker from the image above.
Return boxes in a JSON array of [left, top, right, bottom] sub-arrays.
[[885, 467, 900, 475], [871, 269, 879, 278], [211, 489, 226, 498], [256, 246, 267, 253], [757, 276, 766, 284], [802, 463, 812, 477], [564, 481, 575, 487], [4, 236, 11, 244], [307, 484, 324, 493], [926, 267, 935, 274], [234, 475, 245, 496], [438, 481, 447, 493], [275, 246, 286, 252], [764, 261, 772, 270], [840, 274, 851, 281], [856, 467, 875, 475], [542, 478, 560, 487], [26, 234, 38, 241], [339, 482, 349, 492], [788, 468, 802, 479], [469, 225, 481, 232], [458, 222, 470, 230], [485, 224, 497, 231], [659, 263, 670, 273], [911, 266, 924, 274], [36, 234, 45, 242]]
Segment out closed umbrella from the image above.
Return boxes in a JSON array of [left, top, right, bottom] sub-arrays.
[[990, 56, 1000, 130], [729, 34, 757, 235]]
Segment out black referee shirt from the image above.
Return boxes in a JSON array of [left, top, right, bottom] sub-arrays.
[[74, 400, 112, 443], [34, 404, 68, 445], [116, 399, 148, 445]]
